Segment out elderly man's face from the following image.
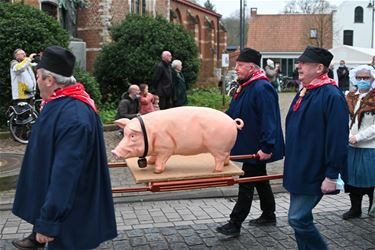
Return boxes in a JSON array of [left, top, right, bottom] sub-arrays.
[[15, 50, 26, 62], [235, 62, 253, 80], [162, 52, 172, 63], [36, 69, 55, 100], [297, 62, 323, 86]]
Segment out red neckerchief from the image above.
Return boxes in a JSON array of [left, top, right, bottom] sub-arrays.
[[233, 70, 269, 100], [41, 83, 98, 113], [293, 73, 336, 112]]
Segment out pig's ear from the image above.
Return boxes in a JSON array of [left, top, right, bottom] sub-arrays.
[[114, 118, 130, 129]]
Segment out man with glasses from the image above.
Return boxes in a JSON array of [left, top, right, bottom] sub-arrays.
[[216, 48, 284, 237], [283, 46, 348, 249], [10, 49, 37, 104]]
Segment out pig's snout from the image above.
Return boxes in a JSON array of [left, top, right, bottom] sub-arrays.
[[112, 150, 124, 160]]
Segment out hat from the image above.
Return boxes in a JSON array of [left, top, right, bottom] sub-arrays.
[[236, 48, 261, 66], [297, 46, 333, 67], [37, 46, 75, 77]]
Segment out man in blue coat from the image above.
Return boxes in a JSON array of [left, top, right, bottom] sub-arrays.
[[283, 46, 348, 249], [216, 48, 284, 237], [12, 46, 117, 249]]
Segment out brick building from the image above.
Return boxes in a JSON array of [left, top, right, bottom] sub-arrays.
[[14, 0, 227, 84], [237, 8, 333, 77]]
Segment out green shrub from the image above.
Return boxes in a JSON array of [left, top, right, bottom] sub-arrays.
[[188, 87, 231, 111], [74, 67, 102, 108], [94, 15, 200, 104], [0, 2, 69, 127]]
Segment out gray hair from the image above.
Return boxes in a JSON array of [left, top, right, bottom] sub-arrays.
[[40, 69, 76, 86], [171, 60, 182, 69]]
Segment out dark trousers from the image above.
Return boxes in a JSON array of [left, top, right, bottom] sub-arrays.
[[159, 96, 173, 110], [230, 162, 275, 225]]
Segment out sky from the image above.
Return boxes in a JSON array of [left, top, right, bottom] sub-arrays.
[[200, 0, 347, 17]]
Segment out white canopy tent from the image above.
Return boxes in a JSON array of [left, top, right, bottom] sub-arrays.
[[329, 45, 375, 90], [329, 45, 375, 68]]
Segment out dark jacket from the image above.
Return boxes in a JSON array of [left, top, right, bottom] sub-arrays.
[[151, 61, 173, 97], [12, 97, 117, 249], [337, 66, 350, 90], [115, 92, 140, 119], [283, 85, 349, 195], [226, 78, 285, 164], [172, 69, 188, 106]]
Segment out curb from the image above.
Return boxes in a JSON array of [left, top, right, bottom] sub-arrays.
[[0, 123, 117, 140]]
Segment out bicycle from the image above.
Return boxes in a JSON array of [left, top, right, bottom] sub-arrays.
[[6, 98, 41, 144]]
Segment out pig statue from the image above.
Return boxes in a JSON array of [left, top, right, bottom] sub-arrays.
[[112, 106, 243, 174]]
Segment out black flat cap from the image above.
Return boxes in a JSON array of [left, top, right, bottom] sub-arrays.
[[37, 46, 75, 77], [297, 46, 333, 67], [236, 48, 261, 66]]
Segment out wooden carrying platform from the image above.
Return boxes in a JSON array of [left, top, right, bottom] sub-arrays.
[[126, 153, 244, 184], [109, 153, 283, 193]]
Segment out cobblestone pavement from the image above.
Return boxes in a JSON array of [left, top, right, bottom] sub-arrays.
[[0, 193, 374, 249]]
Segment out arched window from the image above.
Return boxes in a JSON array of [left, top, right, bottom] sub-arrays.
[[131, 0, 146, 15], [41, 1, 58, 19], [354, 6, 363, 23]]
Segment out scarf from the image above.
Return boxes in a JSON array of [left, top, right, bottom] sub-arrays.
[[233, 70, 269, 100], [293, 73, 337, 112], [346, 88, 375, 129], [41, 83, 97, 113]]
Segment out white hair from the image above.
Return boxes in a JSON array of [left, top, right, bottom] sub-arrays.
[[267, 59, 274, 68], [40, 68, 76, 86], [171, 60, 182, 69], [349, 65, 375, 87]]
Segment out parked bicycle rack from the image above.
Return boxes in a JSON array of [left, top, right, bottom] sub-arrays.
[[108, 154, 283, 193]]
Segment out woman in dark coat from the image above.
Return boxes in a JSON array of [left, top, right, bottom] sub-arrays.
[[172, 59, 188, 107]]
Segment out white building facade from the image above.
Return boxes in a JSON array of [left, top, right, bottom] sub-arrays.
[[332, 0, 375, 48]]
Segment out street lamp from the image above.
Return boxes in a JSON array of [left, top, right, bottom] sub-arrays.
[[368, 0, 375, 48]]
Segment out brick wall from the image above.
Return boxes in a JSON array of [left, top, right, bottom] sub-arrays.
[[19, 0, 227, 84]]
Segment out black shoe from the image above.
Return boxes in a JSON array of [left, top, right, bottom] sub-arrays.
[[342, 209, 361, 220], [249, 214, 276, 226], [216, 222, 241, 237], [12, 232, 46, 250]]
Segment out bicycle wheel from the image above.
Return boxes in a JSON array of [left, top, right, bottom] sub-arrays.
[[8, 111, 38, 144]]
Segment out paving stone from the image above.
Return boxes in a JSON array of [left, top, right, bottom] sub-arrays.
[[129, 236, 148, 247], [183, 235, 203, 246]]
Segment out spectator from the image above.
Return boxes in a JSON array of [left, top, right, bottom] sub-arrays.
[[10, 48, 37, 104], [171, 59, 188, 107], [283, 46, 348, 250], [292, 63, 301, 91], [264, 59, 278, 91], [11, 46, 117, 249], [371, 55, 375, 70], [151, 51, 173, 109], [216, 48, 284, 237], [139, 83, 155, 115], [342, 65, 375, 220], [328, 64, 334, 79], [152, 95, 160, 111], [116, 84, 140, 120], [337, 60, 350, 92]]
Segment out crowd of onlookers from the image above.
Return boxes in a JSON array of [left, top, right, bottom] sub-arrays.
[[115, 50, 187, 124]]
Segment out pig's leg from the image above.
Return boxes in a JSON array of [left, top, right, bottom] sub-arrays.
[[212, 153, 227, 172], [224, 155, 230, 166], [148, 155, 157, 164], [154, 154, 172, 174]]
